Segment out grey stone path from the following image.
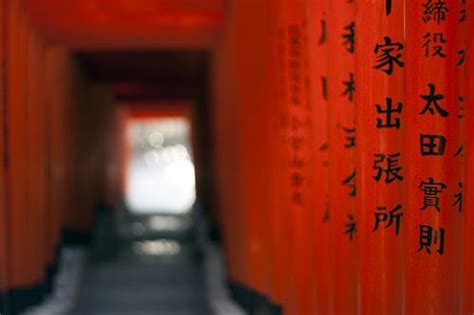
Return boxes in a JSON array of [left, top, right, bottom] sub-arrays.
[[25, 208, 245, 315], [69, 210, 209, 315], [70, 242, 208, 315]]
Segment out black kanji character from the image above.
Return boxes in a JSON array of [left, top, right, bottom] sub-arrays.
[[342, 170, 356, 197], [453, 182, 463, 212], [373, 37, 404, 75], [454, 145, 464, 157], [342, 21, 355, 53], [422, 32, 447, 58], [344, 214, 357, 240], [373, 153, 403, 183], [457, 49, 465, 66], [342, 72, 355, 102], [318, 19, 327, 45], [417, 225, 445, 255], [422, 0, 449, 25], [373, 204, 403, 236], [386, 0, 392, 15], [420, 83, 449, 117], [321, 76, 328, 100], [419, 177, 447, 212], [343, 127, 356, 148], [376, 98, 402, 129], [322, 203, 330, 223], [459, 7, 466, 22], [458, 96, 465, 118], [420, 134, 446, 156]]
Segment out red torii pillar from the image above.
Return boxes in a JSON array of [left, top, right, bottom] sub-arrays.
[[356, 1, 404, 314], [404, 1, 465, 314], [307, 0, 330, 314], [327, 0, 358, 313], [462, 0, 474, 313]]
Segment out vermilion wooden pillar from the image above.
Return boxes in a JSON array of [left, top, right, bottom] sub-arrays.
[[233, 0, 268, 297], [276, 1, 297, 312], [41, 47, 56, 279], [356, 1, 404, 314], [7, 0, 35, 290], [85, 85, 106, 224], [45, 48, 71, 269], [277, 1, 315, 314], [35, 33, 49, 286], [462, 0, 474, 313], [104, 107, 124, 207], [64, 59, 82, 236], [212, 47, 244, 292], [404, 1, 464, 314], [211, 1, 250, 295], [327, 0, 358, 313], [0, 0, 9, 300], [265, 0, 292, 310], [26, 26, 47, 285], [256, 0, 278, 305], [44, 48, 63, 270], [307, 0, 329, 313]]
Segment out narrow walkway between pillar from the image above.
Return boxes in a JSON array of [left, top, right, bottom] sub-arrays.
[[70, 209, 209, 315]]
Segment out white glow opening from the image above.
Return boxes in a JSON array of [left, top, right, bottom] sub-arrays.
[[125, 117, 196, 214]]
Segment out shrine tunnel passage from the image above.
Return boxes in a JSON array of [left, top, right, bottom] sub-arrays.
[[2, 1, 474, 315], [1, 50, 226, 314]]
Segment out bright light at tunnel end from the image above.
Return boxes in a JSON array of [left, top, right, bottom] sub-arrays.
[[125, 117, 196, 215]]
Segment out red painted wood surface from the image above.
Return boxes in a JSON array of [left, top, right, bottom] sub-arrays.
[[404, 1, 464, 314], [277, 1, 315, 314], [0, 0, 9, 294], [44, 48, 69, 270], [233, 0, 269, 297], [327, 0, 358, 313], [257, 0, 279, 304], [26, 25, 47, 285], [211, 0, 249, 295], [21, 0, 225, 49], [265, 0, 292, 310], [307, 0, 329, 313], [462, 0, 474, 313], [356, 1, 404, 314], [6, 0, 35, 287]]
